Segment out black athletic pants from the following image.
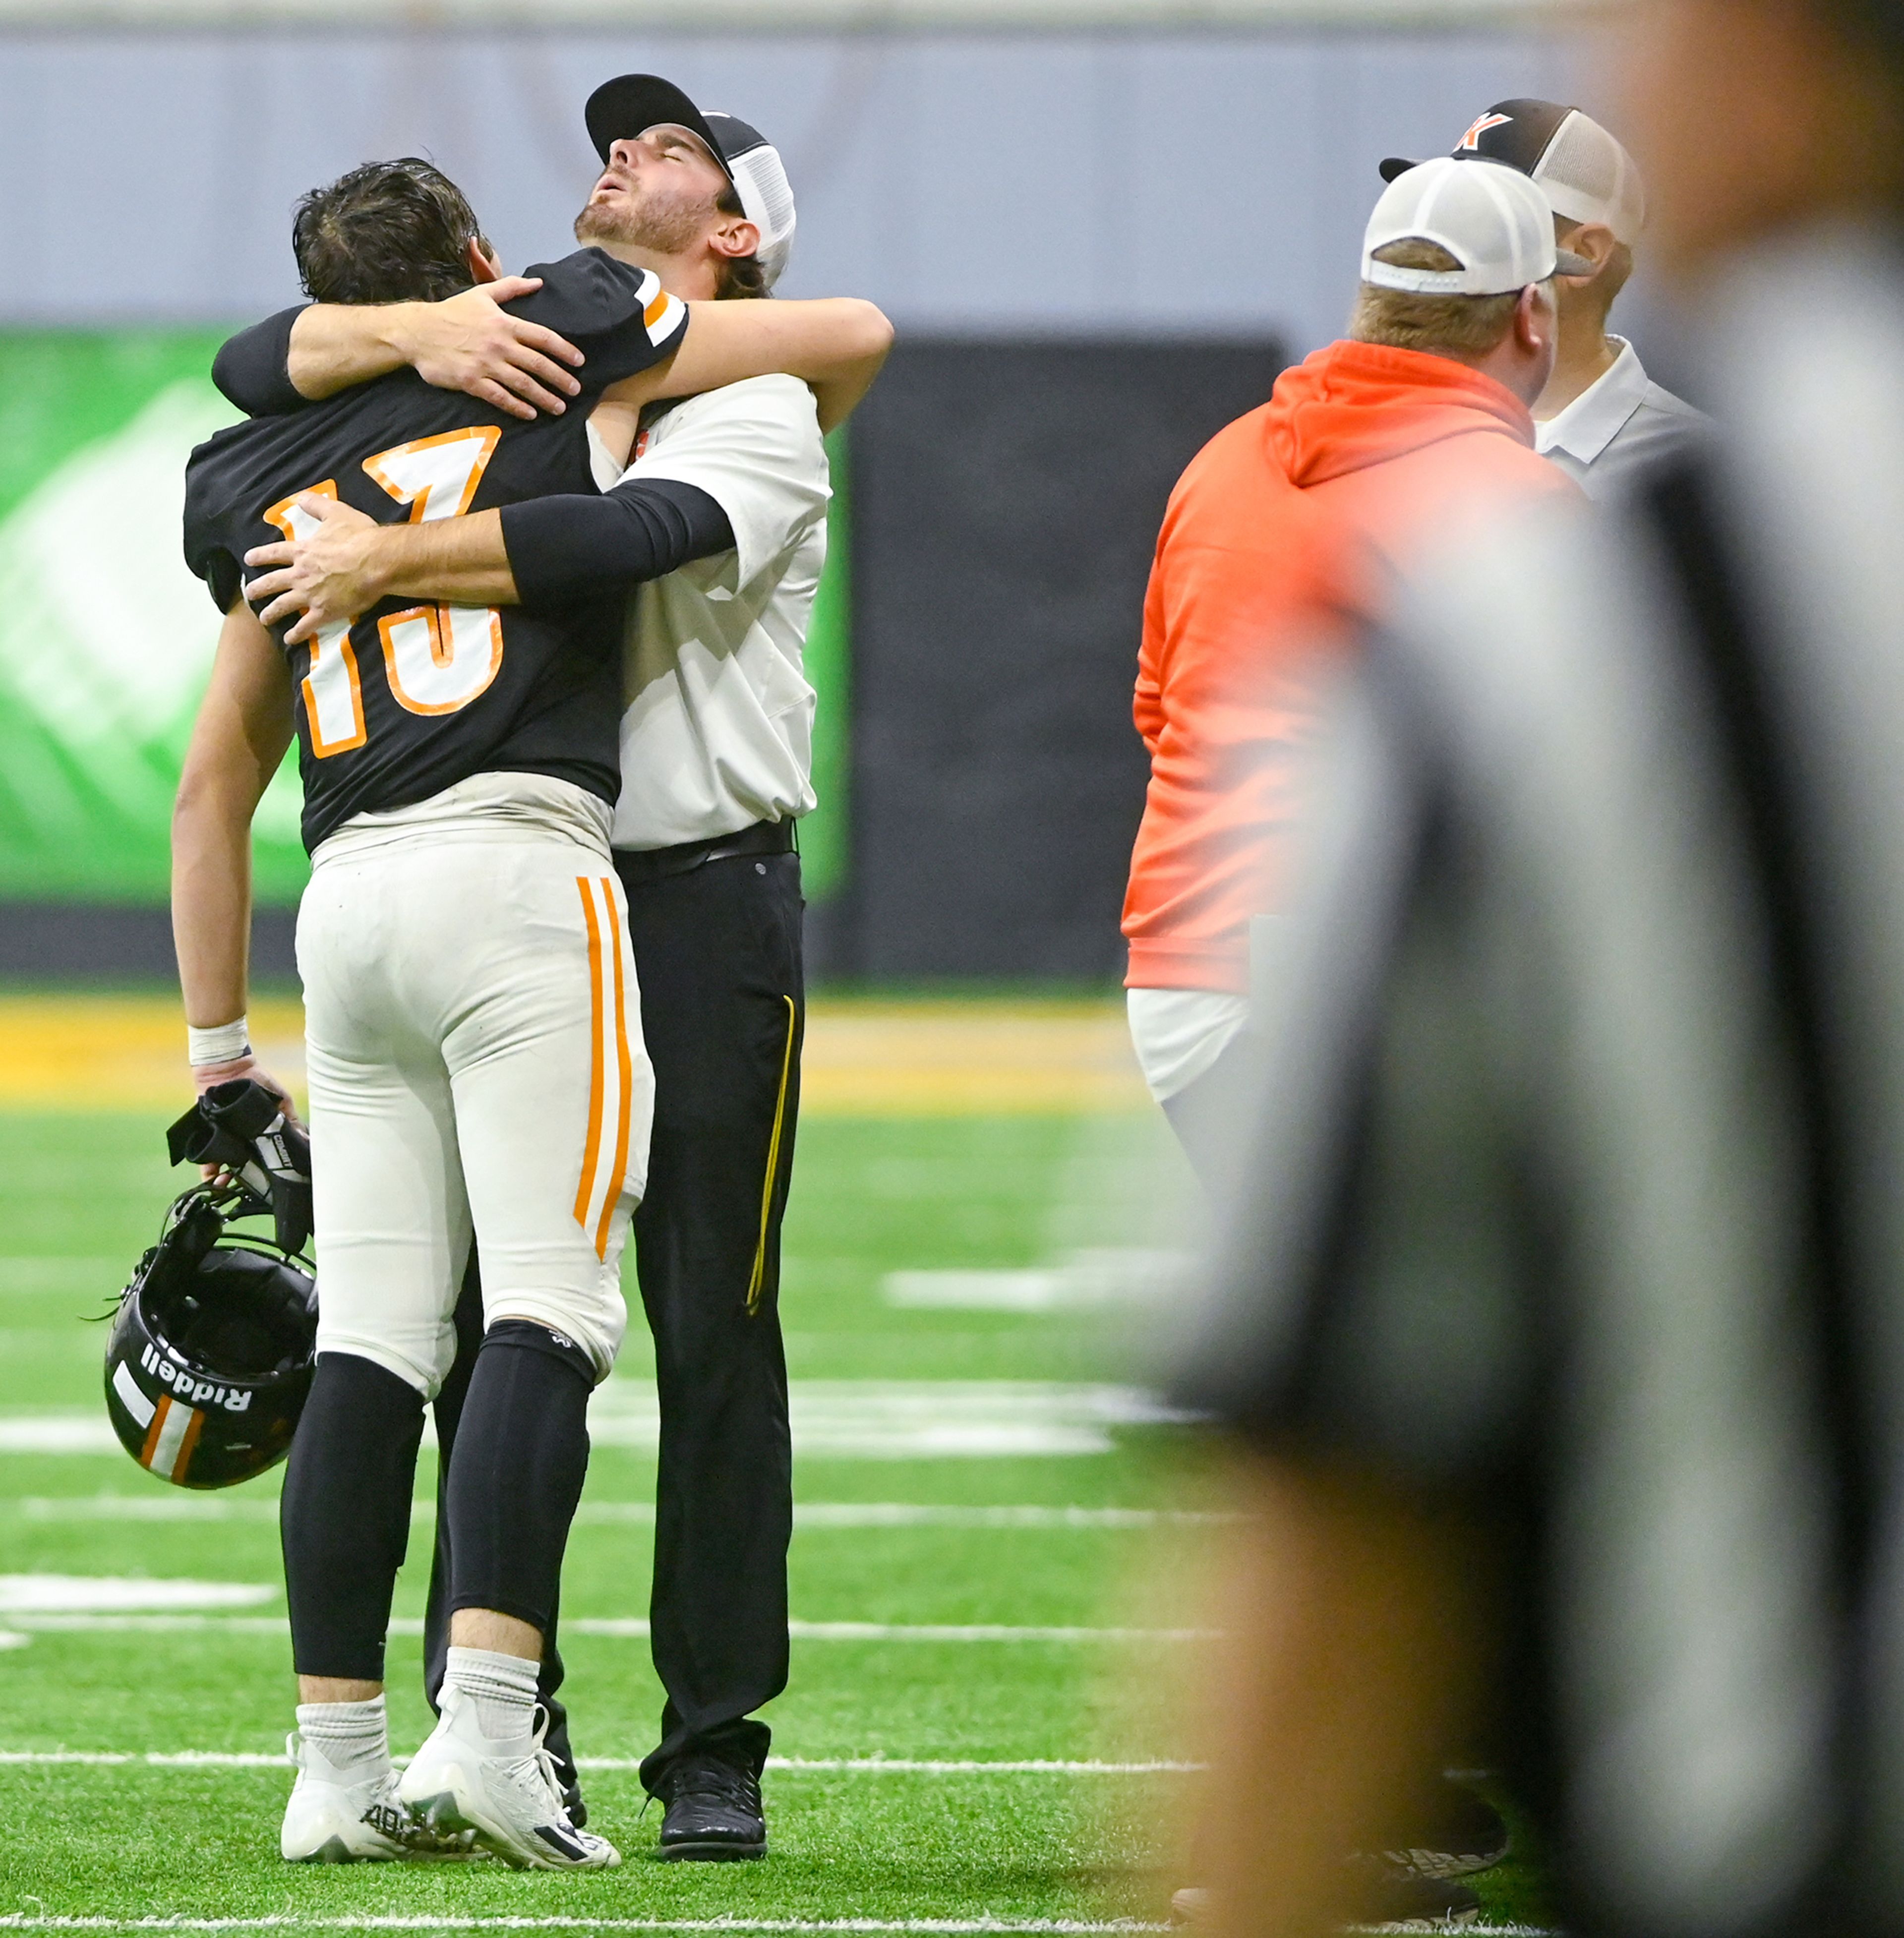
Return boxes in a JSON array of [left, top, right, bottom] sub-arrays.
[[422, 833, 802, 1797], [624, 838, 801, 1791]]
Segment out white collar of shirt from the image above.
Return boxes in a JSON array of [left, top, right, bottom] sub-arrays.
[[1535, 336, 1652, 467]]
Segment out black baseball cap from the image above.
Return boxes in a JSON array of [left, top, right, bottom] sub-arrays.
[[585, 73, 754, 184], [1380, 99, 1579, 186]]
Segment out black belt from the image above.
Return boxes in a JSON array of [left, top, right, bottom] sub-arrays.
[[614, 818, 795, 883]]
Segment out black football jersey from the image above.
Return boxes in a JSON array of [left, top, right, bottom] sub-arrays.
[[182, 250, 687, 853]]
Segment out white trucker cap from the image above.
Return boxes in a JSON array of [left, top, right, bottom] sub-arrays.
[[1362, 156, 1594, 297], [585, 73, 797, 292], [1380, 100, 1647, 248], [697, 112, 797, 293]]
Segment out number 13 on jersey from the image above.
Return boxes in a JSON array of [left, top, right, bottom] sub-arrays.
[[264, 425, 504, 760]]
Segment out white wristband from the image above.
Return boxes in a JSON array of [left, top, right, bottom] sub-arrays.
[[187, 1017, 251, 1067]]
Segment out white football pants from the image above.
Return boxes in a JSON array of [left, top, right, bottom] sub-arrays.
[[296, 779, 652, 1399]]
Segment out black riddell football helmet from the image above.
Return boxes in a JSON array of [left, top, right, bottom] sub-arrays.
[[103, 1083, 317, 1489]]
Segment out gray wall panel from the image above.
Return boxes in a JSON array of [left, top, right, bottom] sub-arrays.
[[3, 28, 1580, 346]]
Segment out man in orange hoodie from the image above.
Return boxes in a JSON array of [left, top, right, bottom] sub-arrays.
[[1124, 156, 1588, 1191], [1130, 156, 1593, 1927]]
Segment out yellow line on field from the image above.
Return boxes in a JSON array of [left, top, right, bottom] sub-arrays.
[[0, 996, 307, 1115], [0, 994, 1148, 1118], [799, 1002, 1147, 1116]]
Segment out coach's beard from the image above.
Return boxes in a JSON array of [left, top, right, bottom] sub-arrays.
[[574, 183, 713, 256]]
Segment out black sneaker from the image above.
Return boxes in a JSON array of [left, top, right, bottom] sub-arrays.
[[1378, 1780, 1508, 1880], [1344, 1855, 1481, 1928], [656, 1752, 767, 1861]]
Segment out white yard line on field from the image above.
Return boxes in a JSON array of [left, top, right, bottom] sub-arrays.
[[0, 1919, 1177, 1933], [0, 1918, 1554, 1937], [0, 1750, 1201, 1774], [587, 1504, 1241, 1529], [0, 1382, 1199, 1462], [583, 1621, 1220, 1643], [12, 1497, 1241, 1530], [657, 1758, 1204, 1774], [0, 1615, 1215, 1642], [0, 1576, 274, 1613]]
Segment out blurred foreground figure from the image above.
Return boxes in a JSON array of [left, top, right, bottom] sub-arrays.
[[1173, 3, 1904, 1935]]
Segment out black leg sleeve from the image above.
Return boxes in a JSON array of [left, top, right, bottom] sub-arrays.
[[422, 1254, 487, 1707], [281, 1351, 425, 1682], [619, 848, 802, 1793], [444, 1320, 595, 1633], [425, 1261, 582, 1815]]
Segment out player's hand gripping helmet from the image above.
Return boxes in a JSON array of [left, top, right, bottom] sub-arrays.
[[103, 1081, 318, 1489]]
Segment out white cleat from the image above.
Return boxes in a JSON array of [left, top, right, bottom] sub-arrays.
[[281, 1730, 462, 1863], [398, 1689, 620, 1871]]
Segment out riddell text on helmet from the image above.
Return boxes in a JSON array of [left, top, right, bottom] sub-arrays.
[[141, 1342, 255, 1413]]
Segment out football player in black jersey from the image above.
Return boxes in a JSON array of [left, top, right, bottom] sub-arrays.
[[220, 87, 885, 1864], [174, 157, 890, 1870]]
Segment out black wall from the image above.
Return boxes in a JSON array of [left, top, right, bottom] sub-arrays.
[[0, 904, 298, 984], [834, 337, 1285, 982]]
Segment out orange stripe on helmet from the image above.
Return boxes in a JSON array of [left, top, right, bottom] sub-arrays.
[[139, 1394, 171, 1469], [173, 1406, 206, 1484]]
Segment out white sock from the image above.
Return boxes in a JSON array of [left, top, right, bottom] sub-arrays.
[[444, 1645, 540, 1743], [296, 1695, 389, 1776]]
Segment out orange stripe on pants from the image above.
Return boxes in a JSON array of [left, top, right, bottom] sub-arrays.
[[573, 879, 608, 1233], [593, 885, 635, 1261]]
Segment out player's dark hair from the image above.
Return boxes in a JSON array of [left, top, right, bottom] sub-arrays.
[[292, 159, 493, 306], [713, 179, 769, 301]]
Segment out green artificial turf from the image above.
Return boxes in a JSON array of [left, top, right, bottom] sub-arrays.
[[0, 1105, 1555, 1931]]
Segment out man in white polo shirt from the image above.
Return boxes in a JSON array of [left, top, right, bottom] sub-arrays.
[[1381, 99, 1708, 497], [234, 73, 878, 1865], [572, 75, 828, 1864]]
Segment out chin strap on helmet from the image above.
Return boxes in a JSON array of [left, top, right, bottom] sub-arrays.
[[166, 1079, 313, 1254]]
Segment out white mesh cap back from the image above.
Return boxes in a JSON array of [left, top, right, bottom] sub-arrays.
[[703, 112, 796, 292], [1534, 110, 1646, 246], [1363, 157, 1573, 297]]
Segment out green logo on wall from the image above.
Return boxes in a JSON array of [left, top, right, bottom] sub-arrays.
[[0, 333, 307, 905]]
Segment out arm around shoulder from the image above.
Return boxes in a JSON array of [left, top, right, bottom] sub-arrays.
[[617, 298, 893, 435], [222, 281, 584, 418]]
